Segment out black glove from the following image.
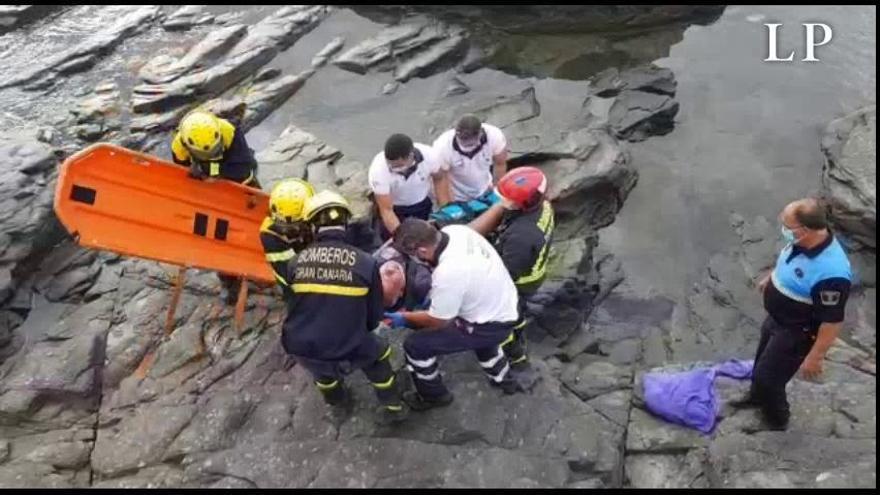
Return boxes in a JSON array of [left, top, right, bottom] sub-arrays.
[[188, 163, 206, 180]]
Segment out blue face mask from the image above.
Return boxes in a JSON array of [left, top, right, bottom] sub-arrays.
[[781, 225, 796, 243]]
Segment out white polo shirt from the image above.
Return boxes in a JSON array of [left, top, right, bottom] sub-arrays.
[[428, 224, 519, 324], [432, 123, 507, 202], [368, 143, 441, 207]]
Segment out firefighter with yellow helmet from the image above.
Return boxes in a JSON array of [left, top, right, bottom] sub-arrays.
[[281, 190, 407, 424], [260, 178, 316, 297], [171, 109, 261, 304], [171, 110, 260, 188]]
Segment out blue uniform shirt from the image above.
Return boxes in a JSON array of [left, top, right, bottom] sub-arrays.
[[764, 233, 852, 330]]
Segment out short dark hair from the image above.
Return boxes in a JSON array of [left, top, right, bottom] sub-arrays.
[[393, 218, 439, 255], [794, 198, 829, 230], [384, 134, 414, 161], [455, 114, 482, 139]]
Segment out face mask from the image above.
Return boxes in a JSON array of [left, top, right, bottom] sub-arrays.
[[456, 137, 479, 151], [388, 154, 415, 174], [781, 225, 796, 243], [391, 164, 416, 175]]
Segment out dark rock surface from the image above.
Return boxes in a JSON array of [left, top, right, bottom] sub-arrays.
[[0, 4, 873, 490], [821, 105, 876, 252], [348, 5, 726, 35]]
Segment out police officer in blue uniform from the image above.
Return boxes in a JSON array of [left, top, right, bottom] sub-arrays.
[[736, 198, 852, 430]]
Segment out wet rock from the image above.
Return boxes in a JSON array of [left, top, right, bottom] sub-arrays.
[[44, 298, 112, 341], [92, 466, 186, 488], [0, 5, 62, 35], [381, 81, 399, 95], [425, 80, 636, 239], [668, 213, 779, 362], [0, 462, 82, 488], [253, 67, 282, 83], [334, 23, 431, 74], [33, 245, 102, 301], [163, 392, 258, 460], [334, 21, 466, 82], [0, 308, 108, 421], [163, 5, 215, 31], [605, 90, 679, 142], [147, 310, 210, 379], [533, 237, 598, 339], [606, 338, 642, 365], [0, 6, 161, 90], [626, 408, 709, 453], [205, 70, 313, 133], [20, 438, 92, 469], [139, 25, 248, 85], [189, 437, 569, 488], [625, 449, 708, 488], [311, 36, 345, 68], [444, 76, 470, 97], [36, 128, 55, 144], [91, 403, 198, 478], [0, 132, 61, 305], [820, 105, 876, 251], [350, 5, 726, 35], [569, 478, 606, 488], [0, 268, 13, 307], [709, 433, 876, 488], [832, 383, 876, 439], [458, 43, 497, 74], [559, 325, 600, 360], [0, 311, 22, 351], [393, 30, 467, 82], [70, 81, 120, 126], [586, 390, 632, 428], [254, 125, 375, 221], [132, 6, 329, 114], [561, 360, 632, 400], [591, 65, 677, 97]]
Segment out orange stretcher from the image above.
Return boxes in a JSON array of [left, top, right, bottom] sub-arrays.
[[54, 143, 275, 334]]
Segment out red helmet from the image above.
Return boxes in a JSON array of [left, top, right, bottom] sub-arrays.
[[496, 166, 547, 210]]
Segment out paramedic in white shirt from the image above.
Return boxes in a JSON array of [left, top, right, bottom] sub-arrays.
[[432, 114, 509, 203], [368, 133, 450, 240], [384, 218, 522, 411]]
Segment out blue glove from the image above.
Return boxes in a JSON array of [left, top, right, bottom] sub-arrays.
[[478, 189, 500, 205], [383, 312, 406, 328], [431, 204, 466, 222]]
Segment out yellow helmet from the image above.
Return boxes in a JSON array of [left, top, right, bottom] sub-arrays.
[[303, 190, 352, 227], [179, 110, 224, 161], [269, 178, 315, 224]]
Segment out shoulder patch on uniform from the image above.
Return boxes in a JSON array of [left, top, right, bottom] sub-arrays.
[[819, 290, 841, 306]]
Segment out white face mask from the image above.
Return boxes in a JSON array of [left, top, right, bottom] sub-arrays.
[[456, 137, 479, 152]]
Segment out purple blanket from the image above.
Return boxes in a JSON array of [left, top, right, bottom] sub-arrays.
[[643, 359, 754, 434]]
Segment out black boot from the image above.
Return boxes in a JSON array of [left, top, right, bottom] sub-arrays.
[[402, 390, 454, 412], [729, 393, 760, 409], [376, 404, 409, 425], [761, 409, 790, 431], [489, 375, 521, 395]]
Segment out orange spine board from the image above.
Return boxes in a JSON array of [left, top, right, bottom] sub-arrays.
[[53, 143, 275, 283]]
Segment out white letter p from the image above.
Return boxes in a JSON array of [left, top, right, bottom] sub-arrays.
[[803, 23, 832, 62]]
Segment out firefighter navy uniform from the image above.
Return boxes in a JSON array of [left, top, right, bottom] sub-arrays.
[[282, 229, 402, 412]]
